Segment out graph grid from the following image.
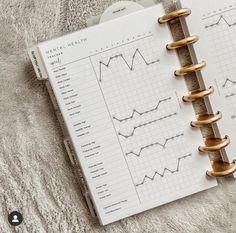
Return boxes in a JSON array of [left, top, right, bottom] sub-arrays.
[[203, 4, 236, 120], [89, 34, 196, 202]]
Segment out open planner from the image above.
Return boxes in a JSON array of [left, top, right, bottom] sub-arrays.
[[28, 0, 236, 225]]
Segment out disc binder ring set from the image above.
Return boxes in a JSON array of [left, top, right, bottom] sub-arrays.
[[158, 8, 236, 178]]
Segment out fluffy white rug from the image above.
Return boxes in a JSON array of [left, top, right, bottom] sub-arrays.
[[0, 0, 235, 232]]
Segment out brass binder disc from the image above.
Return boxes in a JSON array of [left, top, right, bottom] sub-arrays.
[[207, 160, 236, 177], [183, 86, 214, 102], [199, 136, 230, 153], [167, 35, 199, 50], [191, 111, 222, 128], [175, 61, 206, 76], [158, 8, 191, 24]]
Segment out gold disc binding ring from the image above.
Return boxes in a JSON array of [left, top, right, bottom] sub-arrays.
[[183, 86, 214, 102], [207, 160, 236, 177], [167, 35, 199, 50], [158, 8, 191, 24], [199, 136, 230, 153], [175, 61, 206, 76], [191, 111, 222, 128]]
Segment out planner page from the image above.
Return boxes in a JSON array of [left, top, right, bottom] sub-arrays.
[[181, 0, 236, 175], [37, 4, 216, 225]]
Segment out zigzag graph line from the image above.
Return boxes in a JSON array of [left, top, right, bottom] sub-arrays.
[[135, 153, 192, 187], [125, 133, 184, 157], [98, 48, 160, 82], [222, 78, 236, 88], [118, 112, 177, 139], [113, 97, 172, 123], [205, 15, 236, 29], [225, 93, 236, 98]]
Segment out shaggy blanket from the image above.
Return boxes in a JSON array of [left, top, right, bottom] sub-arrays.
[[0, 0, 235, 232]]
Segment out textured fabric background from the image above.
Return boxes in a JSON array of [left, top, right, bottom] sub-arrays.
[[0, 0, 235, 232]]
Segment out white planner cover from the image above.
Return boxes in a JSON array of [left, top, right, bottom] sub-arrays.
[[31, 4, 217, 225]]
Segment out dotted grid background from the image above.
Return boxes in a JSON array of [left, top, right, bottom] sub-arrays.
[[89, 29, 200, 203], [203, 4, 236, 120]]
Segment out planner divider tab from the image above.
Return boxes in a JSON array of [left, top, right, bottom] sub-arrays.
[[28, 47, 48, 80]]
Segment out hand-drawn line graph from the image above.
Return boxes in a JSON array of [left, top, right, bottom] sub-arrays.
[[118, 113, 177, 139], [98, 48, 160, 82], [202, 7, 236, 124], [205, 15, 236, 29], [222, 78, 236, 88], [125, 133, 184, 157], [225, 93, 236, 98], [135, 153, 192, 187], [113, 97, 172, 122]]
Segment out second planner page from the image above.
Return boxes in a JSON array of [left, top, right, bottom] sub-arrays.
[[181, 0, 236, 173], [38, 4, 216, 225]]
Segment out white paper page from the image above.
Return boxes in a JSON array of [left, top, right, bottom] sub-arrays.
[[37, 5, 216, 225], [181, 0, 236, 176]]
